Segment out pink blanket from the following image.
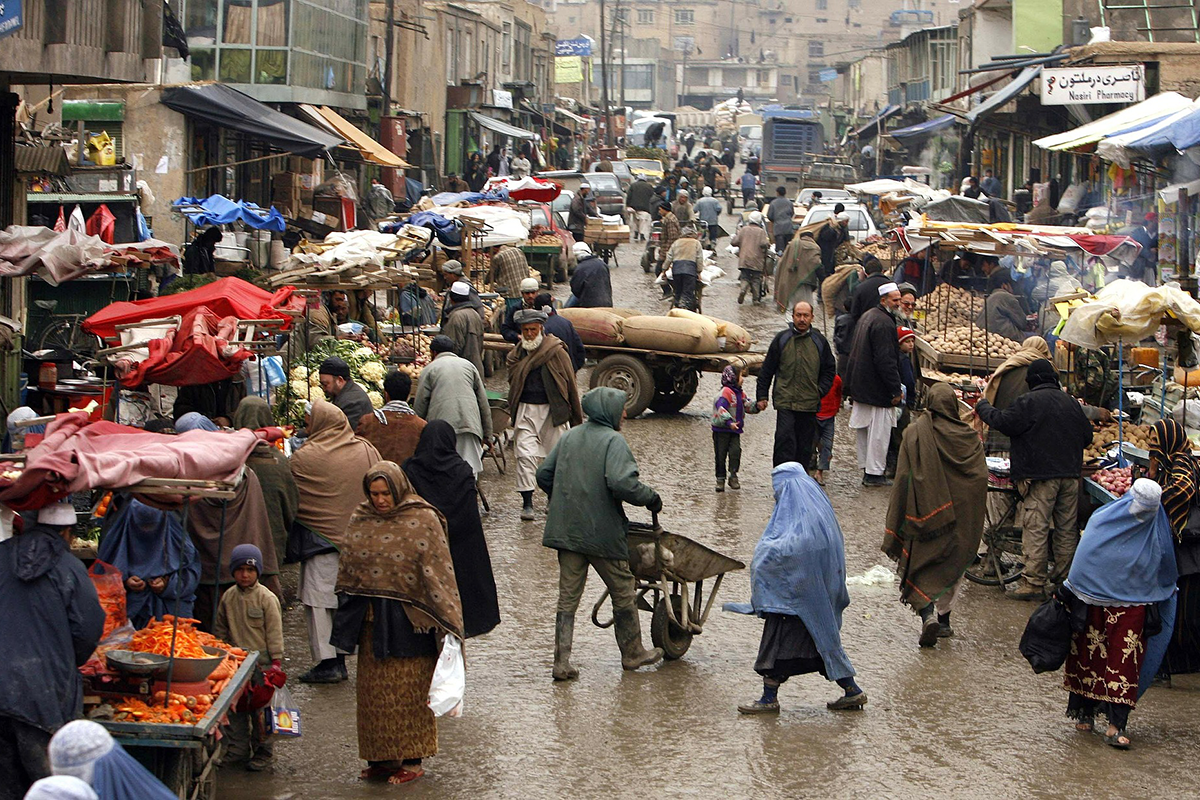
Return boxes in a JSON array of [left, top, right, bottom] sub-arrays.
[[0, 412, 265, 510]]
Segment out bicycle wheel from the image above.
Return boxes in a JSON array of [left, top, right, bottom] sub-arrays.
[[965, 490, 1025, 585], [39, 318, 99, 357]]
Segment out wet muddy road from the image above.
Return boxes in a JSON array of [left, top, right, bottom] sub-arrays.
[[225, 216, 1200, 799]]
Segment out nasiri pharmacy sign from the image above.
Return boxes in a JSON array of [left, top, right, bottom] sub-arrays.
[[1041, 65, 1145, 105]]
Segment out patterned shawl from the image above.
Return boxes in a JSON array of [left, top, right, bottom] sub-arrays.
[[1151, 418, 1197, 536], [336, 461, 464, 638]]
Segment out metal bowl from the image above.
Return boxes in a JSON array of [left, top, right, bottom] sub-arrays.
[[105, 650, 171, 677], [162, 646, 229, 683]]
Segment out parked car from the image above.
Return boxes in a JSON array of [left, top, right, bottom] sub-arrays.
[[800, 202, 879, 244], [590, 160, 638, 194], [625, 158, 665, 183], [579, 171, 626, 220]]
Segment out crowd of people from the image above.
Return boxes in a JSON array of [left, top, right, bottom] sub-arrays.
[[2, 148, 1197, 800]]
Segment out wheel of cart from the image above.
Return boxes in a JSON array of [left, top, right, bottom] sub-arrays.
[[589, 241, 620, 266], [965, 464, 1025, 586], [486, 395, 510, 474], [591, 514, 745, 659]]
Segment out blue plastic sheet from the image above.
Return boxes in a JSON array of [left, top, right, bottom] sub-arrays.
[[427, 188, 508, 206], [172, 194, 287, 232], [392, 211, 462, 247]]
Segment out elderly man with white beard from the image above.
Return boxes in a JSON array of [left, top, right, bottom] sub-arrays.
[[506, 309, 583, 520]]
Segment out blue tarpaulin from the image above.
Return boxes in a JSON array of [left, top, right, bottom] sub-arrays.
[[390, 211, 462, 247], [851, 104, 901, 139], [1125, 106, 1200, 154], [172, 195, 286, 232], [427, 189, 508, 206], [888, 114, 957, 141], [967, 67, 1041, 125]]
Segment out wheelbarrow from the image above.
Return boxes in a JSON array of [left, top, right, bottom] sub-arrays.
[[591, 513, 745, 659]]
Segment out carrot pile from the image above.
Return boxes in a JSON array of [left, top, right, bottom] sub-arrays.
[[130, 616, 216, 658], [113, 693, 211, 724], [207, 647, 248, 696]]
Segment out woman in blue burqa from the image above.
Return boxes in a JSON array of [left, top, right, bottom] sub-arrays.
[[97, 497, 200, 629], [733, 462, 867, 714]]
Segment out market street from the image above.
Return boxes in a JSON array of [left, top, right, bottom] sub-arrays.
[[223, 221, 1200, 799]]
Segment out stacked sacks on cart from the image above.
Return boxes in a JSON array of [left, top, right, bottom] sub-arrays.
[[558, 307, 752, 354]]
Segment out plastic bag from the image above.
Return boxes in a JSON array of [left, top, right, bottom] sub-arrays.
[[845, 564, 897, 587], [428, 635, 465, 718], [269, 684, 302, 737], [88, 560, 127, 639]]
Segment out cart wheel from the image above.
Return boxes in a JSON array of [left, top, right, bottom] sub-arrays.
[[589, 354, 655, 417], [727, 197, 735, 215], [964, 529, 1025, 586], [651, 596, 694, 660], [551, 255, 567, 283], [648, 368, 698, 414]]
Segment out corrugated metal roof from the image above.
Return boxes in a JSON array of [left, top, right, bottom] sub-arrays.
[[14, 146, 71, 175]]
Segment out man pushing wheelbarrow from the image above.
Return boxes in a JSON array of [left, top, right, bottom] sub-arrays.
[[537, 387, 665, 680]]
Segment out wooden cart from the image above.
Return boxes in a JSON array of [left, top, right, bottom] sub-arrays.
[[520, 243, 563, 286], [94, 653, 258, 800]]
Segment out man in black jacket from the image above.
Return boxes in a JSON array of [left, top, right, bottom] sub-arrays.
[[626, 176, 655, 241], [535, 293, 585, 371], [836, 255, 890, 382], [974, 359, 1092, 600], [845, 282, 903, 486], [0, 502, 104, 797], [569, 242, 613, 308], [756, 301, 836, 470]]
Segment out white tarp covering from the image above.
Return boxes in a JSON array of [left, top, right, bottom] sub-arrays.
[[1033, 92, 1192, 151], [428, 205, 532, 248], [1059, 278, 1200, 349]]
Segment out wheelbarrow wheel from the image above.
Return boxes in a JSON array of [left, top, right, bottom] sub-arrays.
[[651, 595, 693, 660]]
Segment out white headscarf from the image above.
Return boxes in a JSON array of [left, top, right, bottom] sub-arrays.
[[24, 777, 98, 800]]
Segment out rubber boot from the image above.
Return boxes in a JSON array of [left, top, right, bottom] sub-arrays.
[[918, 604, 939, 648], [520, 490, 536, 521], [613, 609, 663, 670], [552, 612, 580, 681]]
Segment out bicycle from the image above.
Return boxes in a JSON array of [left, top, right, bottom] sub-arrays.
[[31, 300, 102, 357], [964, 471, 1026, 586]]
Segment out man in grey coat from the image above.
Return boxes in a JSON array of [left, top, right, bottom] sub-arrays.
[[441, 280, 486, 377], [413, 335, 492, 477], [318, 357, 374, 431]]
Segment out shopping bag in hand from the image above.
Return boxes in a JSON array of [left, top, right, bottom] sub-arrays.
[[428, 635, 465, 718], [268, 684, 301, 737]]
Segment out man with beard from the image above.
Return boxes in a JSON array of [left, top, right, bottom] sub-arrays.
[[318, 356, 374, 431], [507, 309, 583, 520]]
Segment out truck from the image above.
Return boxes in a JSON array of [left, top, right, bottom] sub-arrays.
[[759, 108, 824, 199]]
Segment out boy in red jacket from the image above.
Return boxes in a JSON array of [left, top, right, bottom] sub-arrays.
[[813, 374, 842, 486]]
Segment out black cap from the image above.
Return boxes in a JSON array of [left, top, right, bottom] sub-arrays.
[[318, 356, 351, 379], [430, 335, 457, 355]]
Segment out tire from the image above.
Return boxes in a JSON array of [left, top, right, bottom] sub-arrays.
[[40, 319, 97, 356], [589, 354, 655, 418], [648, 368, 698, 414], [964, 528, 1025, 586], [651, 595, 693, 660], [551, 255, 567, 283]]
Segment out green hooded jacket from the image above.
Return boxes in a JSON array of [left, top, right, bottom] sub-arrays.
[[537, 388, 660, 560]]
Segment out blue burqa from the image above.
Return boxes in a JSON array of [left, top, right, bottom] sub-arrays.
[[1064, 492, 1179, 698], [727, 463, 854, 680], [97, 499, 200, 629]]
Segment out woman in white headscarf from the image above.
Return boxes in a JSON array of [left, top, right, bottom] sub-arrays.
[[48, 720, 174, 799]]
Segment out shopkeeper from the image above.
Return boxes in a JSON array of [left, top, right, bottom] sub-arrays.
[[319, 357, 375, 431], [975, 268, 1029, 342]]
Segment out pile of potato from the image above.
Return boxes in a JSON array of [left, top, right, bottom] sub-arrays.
[[924, 369, 976, 385], [919, 284, 984, 328], [922, 326, 1021, 359], [1085, 422, 1153, 462], [529, 234, 561, 246]]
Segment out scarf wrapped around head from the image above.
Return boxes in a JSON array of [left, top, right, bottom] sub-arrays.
[[983, 336, 1051, 405], [290, 400, 381, 547], [232, 396, 274, 431], [336, 461, 464, 638], [1150, 418, 1197, 535]]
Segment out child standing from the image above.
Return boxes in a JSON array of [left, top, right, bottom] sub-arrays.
[[813, 374, 843, 487], [215, 544, 285, 771], [712, 365, 747, 492]]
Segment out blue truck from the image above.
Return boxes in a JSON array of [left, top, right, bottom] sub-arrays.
[[759, 107, 824, 199]]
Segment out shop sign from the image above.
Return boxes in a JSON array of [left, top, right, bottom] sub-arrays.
[[0, 1, 23, 40], [555, 37, 592, 57], [1041, 65, 1144, 106], [492, 89, 513, 109]]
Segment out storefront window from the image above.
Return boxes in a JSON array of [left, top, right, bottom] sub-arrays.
[[255, 49, 288, 83], [186, 0, 218, 46], [257, 0, 287, 47], [220, 49, 253, 82], [190, 48, 216, 81], [223, 0, 253, 44]]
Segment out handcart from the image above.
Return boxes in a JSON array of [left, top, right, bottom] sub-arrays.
[[591, 514, 744, 659]]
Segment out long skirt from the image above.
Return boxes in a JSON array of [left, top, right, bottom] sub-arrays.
[[357, 618, 438, 763], [754, 613, 826, 683], [1063, 604, 1146, 709], [1163, 573, 1200, 675]]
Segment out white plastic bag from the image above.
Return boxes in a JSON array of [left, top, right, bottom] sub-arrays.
[[846, 564, 897, 587], [428, 635, 465, 718]]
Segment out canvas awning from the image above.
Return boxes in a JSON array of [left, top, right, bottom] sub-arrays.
[[299, 104, 413, 168], [1033, 91, 1193, 152], [469, 111, 537, 140], [555, 106, 593, 127], [966, 66, 1040, 125], [851, 105, 900, 139], [887, 114, 957, 141], [161, 84, 342, 158], [1097, 100, 1200, 167]]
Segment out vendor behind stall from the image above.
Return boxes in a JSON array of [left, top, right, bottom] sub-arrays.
[[182, 226, 223, 275], [173, 378, 246, 428], [976, 268, 1029, 342]]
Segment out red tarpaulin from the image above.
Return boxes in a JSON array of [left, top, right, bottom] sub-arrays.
[[113, 306, 254, 388], [1057, 233, 1141, 258], [0, 412, 277, 511], [84, 276, 302, 342], [485, 176, 562, 202]]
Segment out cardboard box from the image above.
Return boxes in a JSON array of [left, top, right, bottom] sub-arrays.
[[302, 209, 339, 229]]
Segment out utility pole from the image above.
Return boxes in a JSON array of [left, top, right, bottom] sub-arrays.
[[619, 1, 626, 110], [382, 0, 395, 119], [679, 46, 691, 108], [599, 0, 613, 145]]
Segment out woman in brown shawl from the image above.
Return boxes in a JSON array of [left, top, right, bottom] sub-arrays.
[[1149, 419, 1200, 674], [883, 382, 987, 648], [330, 462, 464, 785], [232, 397, 298, 577], [290, 399, 381, 683]]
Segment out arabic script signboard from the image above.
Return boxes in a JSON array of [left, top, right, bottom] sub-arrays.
[[1041, 65, 1145, 106], [0, 1, 23, 40]]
